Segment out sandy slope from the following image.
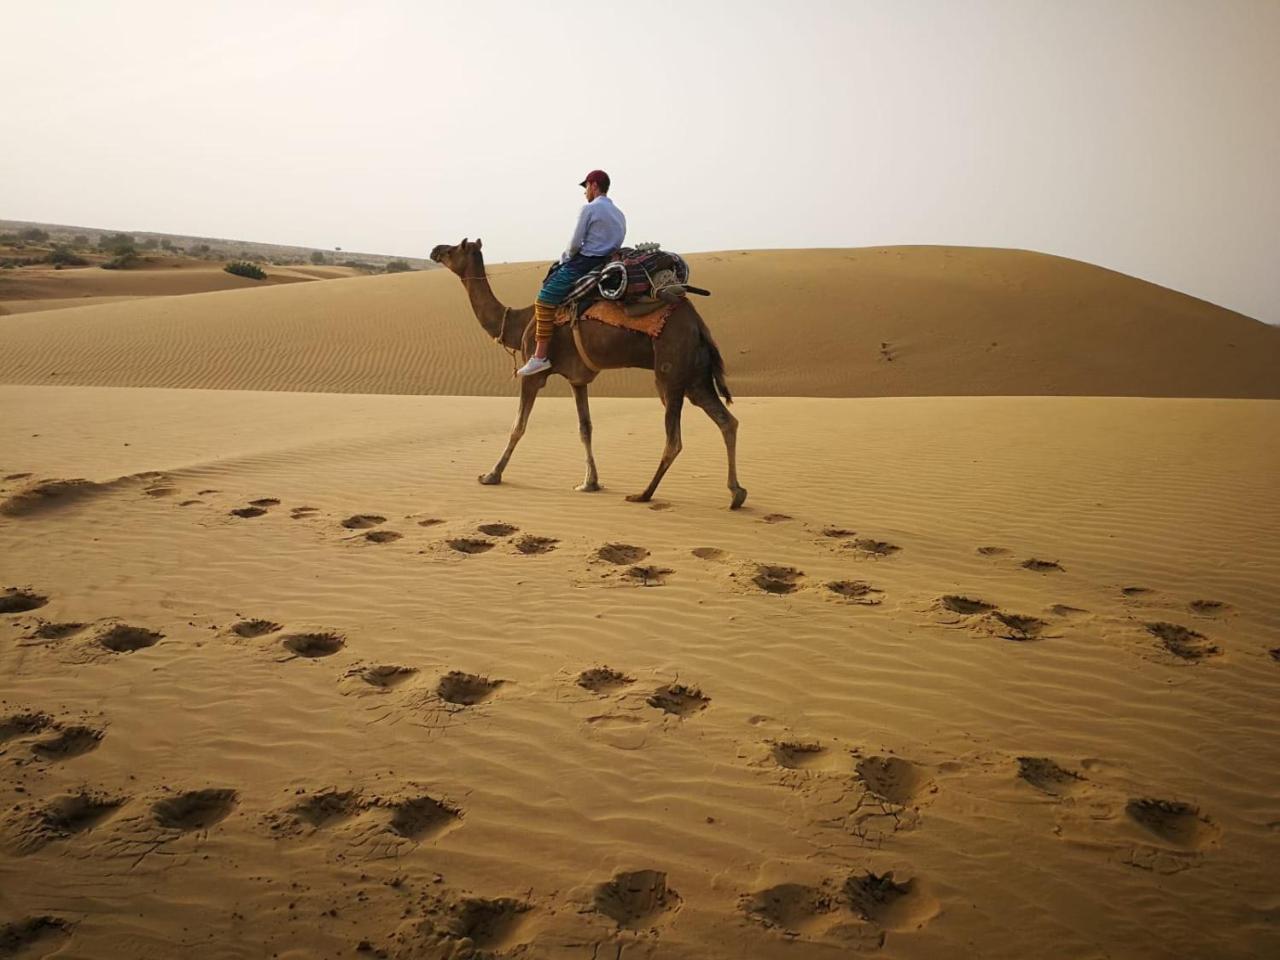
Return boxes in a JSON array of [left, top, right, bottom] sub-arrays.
[[0, 247, 1276, 398], [1, 385, 1277, 959], [0, 258, 362, 316]]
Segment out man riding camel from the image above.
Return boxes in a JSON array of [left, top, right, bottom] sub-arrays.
[[516, 169, 627, 377]]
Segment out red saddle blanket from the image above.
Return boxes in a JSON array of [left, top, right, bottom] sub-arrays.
[[554, 299, 679, 339]]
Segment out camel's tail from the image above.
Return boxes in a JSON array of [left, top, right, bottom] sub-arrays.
[[694, 311, 733, 405]]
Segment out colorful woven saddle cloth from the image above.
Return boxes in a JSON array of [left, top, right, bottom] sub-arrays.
[[554, 298, 679, 338]]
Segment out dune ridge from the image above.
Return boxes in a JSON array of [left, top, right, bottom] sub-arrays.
[[1, 246, 1276, 398]]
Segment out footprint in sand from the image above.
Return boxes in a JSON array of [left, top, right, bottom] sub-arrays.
[[32, 724, 104, 761], [976, 545, 1010, 556], [437, 671, 504, 706], [596, 543, 649, 564], [280, 632, 345, 658], [760, 513, 792, 524], [769, 740, 850, 774], [447, 537, 494, 555], [341, 514, 385, 529], [1125, 798, 1221, 852], [851, 539, 900, 558], [691, 546, 726, 561], [151, 788, 238, 832], [821, 527, 857, 539], [624, 565, 673, 586], [827, 581, 882, 604], [1022, 558, 1064, 572], [289, 506, 319, 519], [592, 869, 681, 929], [989, 612, 1048, 642], [364, 530, 402, 544], [249, 498, 280, 508], [939, 595, 996, 616], [403, 893, 532, 956], [477, 522, 518, 537], [3, 472, 34, 482], [267, 790, 367, 838], [844, 871, 940, 932], [1146, 622, 1221, 661], [230, 619, 282, 638], [229, 506, 267, 518], [97, 624, 163, 653], [752, 565, 803, 595], [647, 683, 709, 717], [513, 535, 558, 555], [354, 664, 419, 691], [1016, 756, 1087, 797], [416, 517, 445, 527], [1188, 599, 1229, 616], [11, 790, 127, 853], [577, 666, 635, 694], [1, 588, 49, 615], [1122, 585, 1153, 597], [385, 794, 462, 840], [0, 917, 70, 955], [25, 621, 86, 642], [0, 712, 54, 742], [1, 478, 102, 518], [144, 483, 179, 498]]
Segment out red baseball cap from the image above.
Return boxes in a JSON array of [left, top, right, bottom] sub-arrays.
[[578, 169, 610, 189]]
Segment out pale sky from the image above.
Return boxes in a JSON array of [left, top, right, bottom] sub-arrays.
[[5, 0, 1278, 322]]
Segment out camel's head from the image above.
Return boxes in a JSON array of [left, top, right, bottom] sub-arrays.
[[429, 237, 483, 277]]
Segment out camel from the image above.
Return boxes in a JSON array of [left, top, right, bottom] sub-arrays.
[[429, 238, 747, 509]]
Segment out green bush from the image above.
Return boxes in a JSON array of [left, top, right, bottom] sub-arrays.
[[19, 227, 49, 243], [47, 246, 88, 266], [99, 232, 136, 255], [224, 260, 266, 280], [309, 250, 328, 265], [384, 260, 412, 273], [101, 252, 139, 270], [71, 234, 90, 248]]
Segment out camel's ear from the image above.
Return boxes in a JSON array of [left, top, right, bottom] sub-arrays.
[[474, 238, 482, 250], [460, 237, 469, 249]]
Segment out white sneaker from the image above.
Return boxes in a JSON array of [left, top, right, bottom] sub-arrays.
[[517, 356, 552, 377]]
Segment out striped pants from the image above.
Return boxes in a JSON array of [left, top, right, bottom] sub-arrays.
[[534, 253, 608, 341]]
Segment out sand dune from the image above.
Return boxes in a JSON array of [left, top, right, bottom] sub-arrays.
[[0, 257, 362, 316], [1, 384, 1278, 958], [0, 247, 1276, 397]]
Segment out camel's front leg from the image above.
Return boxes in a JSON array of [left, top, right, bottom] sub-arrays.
[[479, 374, 544, 485], [627, 392, 684, 503], [571, 384, 601, 492]]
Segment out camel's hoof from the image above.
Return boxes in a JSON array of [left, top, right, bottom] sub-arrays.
[[478, 473, 502, 486], [730, 487, 748, 510], [575, 482, 601, 493], [625, 493, 652, 503]]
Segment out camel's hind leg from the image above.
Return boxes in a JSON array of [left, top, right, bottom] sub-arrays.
[[687, 383, 747, 509], [571, 383, 601, 492], [626, 389, 684, 503], [479, 373, 544, 485]]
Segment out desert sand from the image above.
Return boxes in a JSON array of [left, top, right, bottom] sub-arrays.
[[1, 248, 1278, 959]]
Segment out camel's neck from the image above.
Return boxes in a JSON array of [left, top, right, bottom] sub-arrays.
[[461, 266, 522, 349]]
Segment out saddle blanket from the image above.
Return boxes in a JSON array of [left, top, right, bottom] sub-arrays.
[[555, 299, 679, 339]]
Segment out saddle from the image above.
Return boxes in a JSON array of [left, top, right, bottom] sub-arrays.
[[558, 243, 709, 324]]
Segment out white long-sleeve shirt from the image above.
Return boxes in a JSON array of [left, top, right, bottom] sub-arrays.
[[560, 195, 626, 263]]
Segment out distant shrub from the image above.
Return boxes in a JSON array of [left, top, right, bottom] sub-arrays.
[[141, 237, 160, 250], [384, 260, 413, 273], [98, 232, 136, 255], [160, 238, 174, 250], [309, 250, 328, 265], [72, 234, 90, 248], [0, 233, 18, 245], [47, 246, 88, 266], [101, 252, 139, 270], [192, 243, 212, 257], [339, 260, 376, 272], [19, 227, 49, 243], [224, 260, 266, 280]]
